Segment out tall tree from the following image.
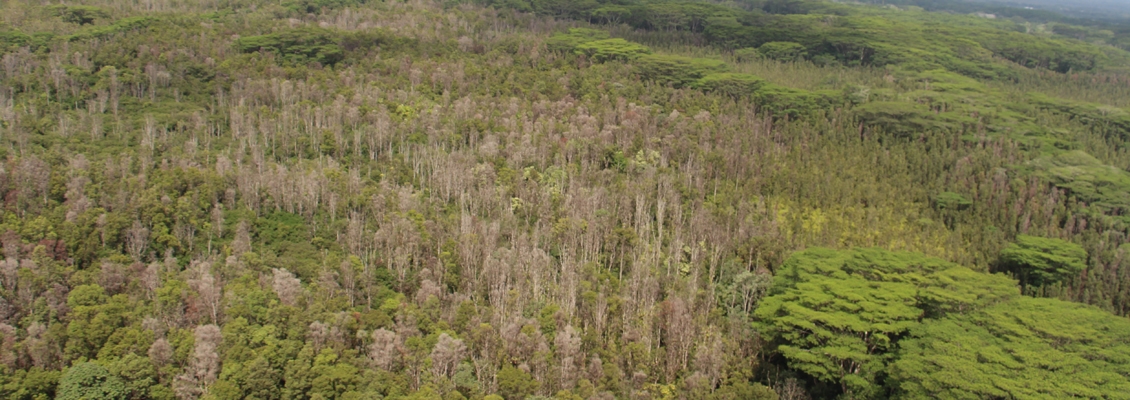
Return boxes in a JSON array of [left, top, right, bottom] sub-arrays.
[[998, 235, 1088, 287], [755, 248, 1018, 397], [57, 362, 128, 400], [890, 297, 1130, 399]]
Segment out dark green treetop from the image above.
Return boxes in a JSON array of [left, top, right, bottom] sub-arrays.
[[999, 235, 1088, 287], [756, 247, 1019, 397], [890, 297, 1130, 399], [57, 363, 128, 400]]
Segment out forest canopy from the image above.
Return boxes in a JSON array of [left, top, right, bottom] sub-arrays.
[[2, 0, 1130, 399]]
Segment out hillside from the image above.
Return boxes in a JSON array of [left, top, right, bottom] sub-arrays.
[[2, 0, 1130, 399]]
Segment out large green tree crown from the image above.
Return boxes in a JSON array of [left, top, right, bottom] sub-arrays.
[[57, 362, 128, 400], [756, 248, 1019, 397], [892, 297, 1130, 399], [999, 235, 1088, 286]]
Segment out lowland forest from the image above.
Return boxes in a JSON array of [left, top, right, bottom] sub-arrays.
[[4, 0, 1130, 399]]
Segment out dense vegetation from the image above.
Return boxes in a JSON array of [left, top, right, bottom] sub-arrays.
[[2, 0, 1130, 398]]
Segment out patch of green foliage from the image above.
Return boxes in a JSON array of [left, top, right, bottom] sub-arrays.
[[853, 101, 967, 137], [574, 38, 652, 62], [549, 27, 844, 115], [1028, 93, 1130, 141], [933, 192, 971, 210], [712, 4, 1110, 76], [633, 54, 729, 87], [1026, 150, 1130, 217], [545, 28, 609, 53], [235, 27, 404, 67], [0, 368, 60, 400], [496, 0, 1130, 78], [758, 247, 1130, 399], [757, 41, 807, 62], [692, 72, 766, 98], [891, 297, 1130, 399], [496, 365, 539, 400], [756, 247, 1019, 397], [546, 29, 652, 62], [237, 28, 346, 66], [0, 30, 54, 54], [281, 0, 373, 14], [67, 16, 160, 42], [753, 84, 843, 117], [46, 5, 110, 25], [999, 235, 1088, 287], [57, 363, 128, 400]]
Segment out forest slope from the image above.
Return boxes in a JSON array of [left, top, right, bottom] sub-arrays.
[[2, 0, 1130, 399]]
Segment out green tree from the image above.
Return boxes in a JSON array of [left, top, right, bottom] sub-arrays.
[[545, 28, 609, 53], [65, 285, 131, 362], [890, 297, 1130, 399], [693, 73, 765, 98], [590, 5, 631, 25], [497, 365, 538, 400], [0, 368, 60, 400], [574, 39, 651, 62], [1025, 150, 1130, 218], [236, 28, 346, 66], [633, 54, 728, 87], [932, 192, 971, 211], [999, 235, 1088, 287], [104, 353, 158, 399], [755, 248, 1018, 397], [57, 363, 127, 400], [853, 101, 965, 138], [48, 5, 109, 25], [757, 41, 807, 62]]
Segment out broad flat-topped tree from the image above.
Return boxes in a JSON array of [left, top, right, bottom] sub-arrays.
[[757, 247, 1130, 399], [756, 248, 1018, 397], [999, 234, 1088, 287], [891, 297, 1130, 399]]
